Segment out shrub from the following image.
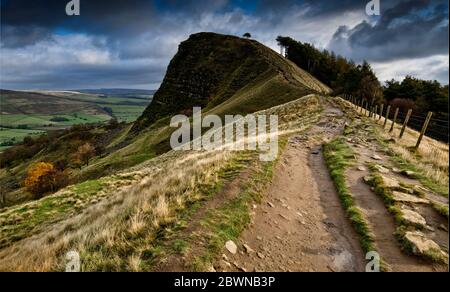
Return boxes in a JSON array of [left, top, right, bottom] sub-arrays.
[[72, 143, 96, 167], [50, 117, 70, 122], [24, 162, 68, 199]]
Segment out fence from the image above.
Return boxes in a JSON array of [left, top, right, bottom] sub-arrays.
[[341, 94, 449, 149]]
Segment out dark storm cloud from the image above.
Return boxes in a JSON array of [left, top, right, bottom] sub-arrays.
[[1, 0, 159, 47], [328, 0, 449, 62], [0, 0, 448, 89], [0, 26, 52, 48]]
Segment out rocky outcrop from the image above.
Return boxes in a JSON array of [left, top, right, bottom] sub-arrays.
[[403, 231, 448, 264]]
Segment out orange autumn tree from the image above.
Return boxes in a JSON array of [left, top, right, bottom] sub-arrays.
[[24, 162, 61, 199]]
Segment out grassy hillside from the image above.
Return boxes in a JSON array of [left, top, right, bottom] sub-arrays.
[[0, 33, 330, 209], [0, 94, 323, 271], [0, 34, 329, 269], [133, 32, 330, 131]]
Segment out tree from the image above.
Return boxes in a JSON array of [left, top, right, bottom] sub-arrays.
[[72, 142, 96, 167], [383, 76, 449, 115], [243, 33, 251, 39], [103, 107, 114, 116], [356, 61, 383, 104], [24, 162, 67, 199]]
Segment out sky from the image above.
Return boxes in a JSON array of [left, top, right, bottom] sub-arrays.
[[0, 0, 448, 90]]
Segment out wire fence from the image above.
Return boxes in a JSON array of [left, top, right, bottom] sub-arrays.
[[341, 94, 449, 149]]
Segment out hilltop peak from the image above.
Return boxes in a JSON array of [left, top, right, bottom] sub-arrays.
[[133, 32, 330, 131]]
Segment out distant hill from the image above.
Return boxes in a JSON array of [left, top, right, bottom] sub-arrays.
[[133, 32, 330, 131], [0, 89, 152, 124], [74, 88, 156, 96], [0, 89, 107, 115]]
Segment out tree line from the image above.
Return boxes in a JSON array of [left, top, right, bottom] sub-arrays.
[[276, 36, 449, 120]]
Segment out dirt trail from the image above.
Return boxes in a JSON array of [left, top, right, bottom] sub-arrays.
[[218, 100, 366, 272], [342, 116, 448, 272]]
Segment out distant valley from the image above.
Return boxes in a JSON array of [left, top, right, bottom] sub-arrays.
[[0, 89, 154, 150]]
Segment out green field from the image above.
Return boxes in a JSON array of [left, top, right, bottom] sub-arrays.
[[0, 89, 152, 150], [0, 127, 45, 148], [0, 113, 112, 128]]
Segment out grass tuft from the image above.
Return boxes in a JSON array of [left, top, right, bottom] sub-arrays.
[[323, 138, 376, 254]]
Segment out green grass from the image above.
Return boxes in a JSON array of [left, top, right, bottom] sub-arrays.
[[0, 113, 111, 128], [59, 93, 151, 106], [432, 202, 449, 219], [323, 138, 376, 254], [172, 239, 189, 255], [0, 127, 45, 145], [0, 178, 106, 249], [365, 169, 395, 207]]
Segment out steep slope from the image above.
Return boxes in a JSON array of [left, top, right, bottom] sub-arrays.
[[133, 32, 330, 131], [70, 32, 331, 181]]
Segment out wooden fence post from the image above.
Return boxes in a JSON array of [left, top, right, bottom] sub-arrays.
[[379, 104, 384, 121], [399, 109, 412, 138], [374, 105, 378, 120], [415, 112, 433, 149], [389, 108, 399, 132], [384, 105, 391, 128]]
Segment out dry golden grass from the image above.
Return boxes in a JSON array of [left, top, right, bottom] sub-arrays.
[[341, 98, 449, 190], [376, 119, 449, 186], [0, 94, 323, 271]]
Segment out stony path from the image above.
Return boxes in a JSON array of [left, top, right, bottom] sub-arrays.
[[216, 100, 366, 272], [217, 98, 448, 273], [344, 118, 448, 272]]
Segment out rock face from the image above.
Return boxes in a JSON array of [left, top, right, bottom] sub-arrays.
[[392, 191, 429, 204], [379, 174, 401, 189], [404, 231, 448, 262], [371, 154, 382, 160], [402, 170, 416, 178], [225, 240, 238, 254], [133, 32, 330, 132], [373, 164, 390, 174], [401, 209, 427, 227]]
